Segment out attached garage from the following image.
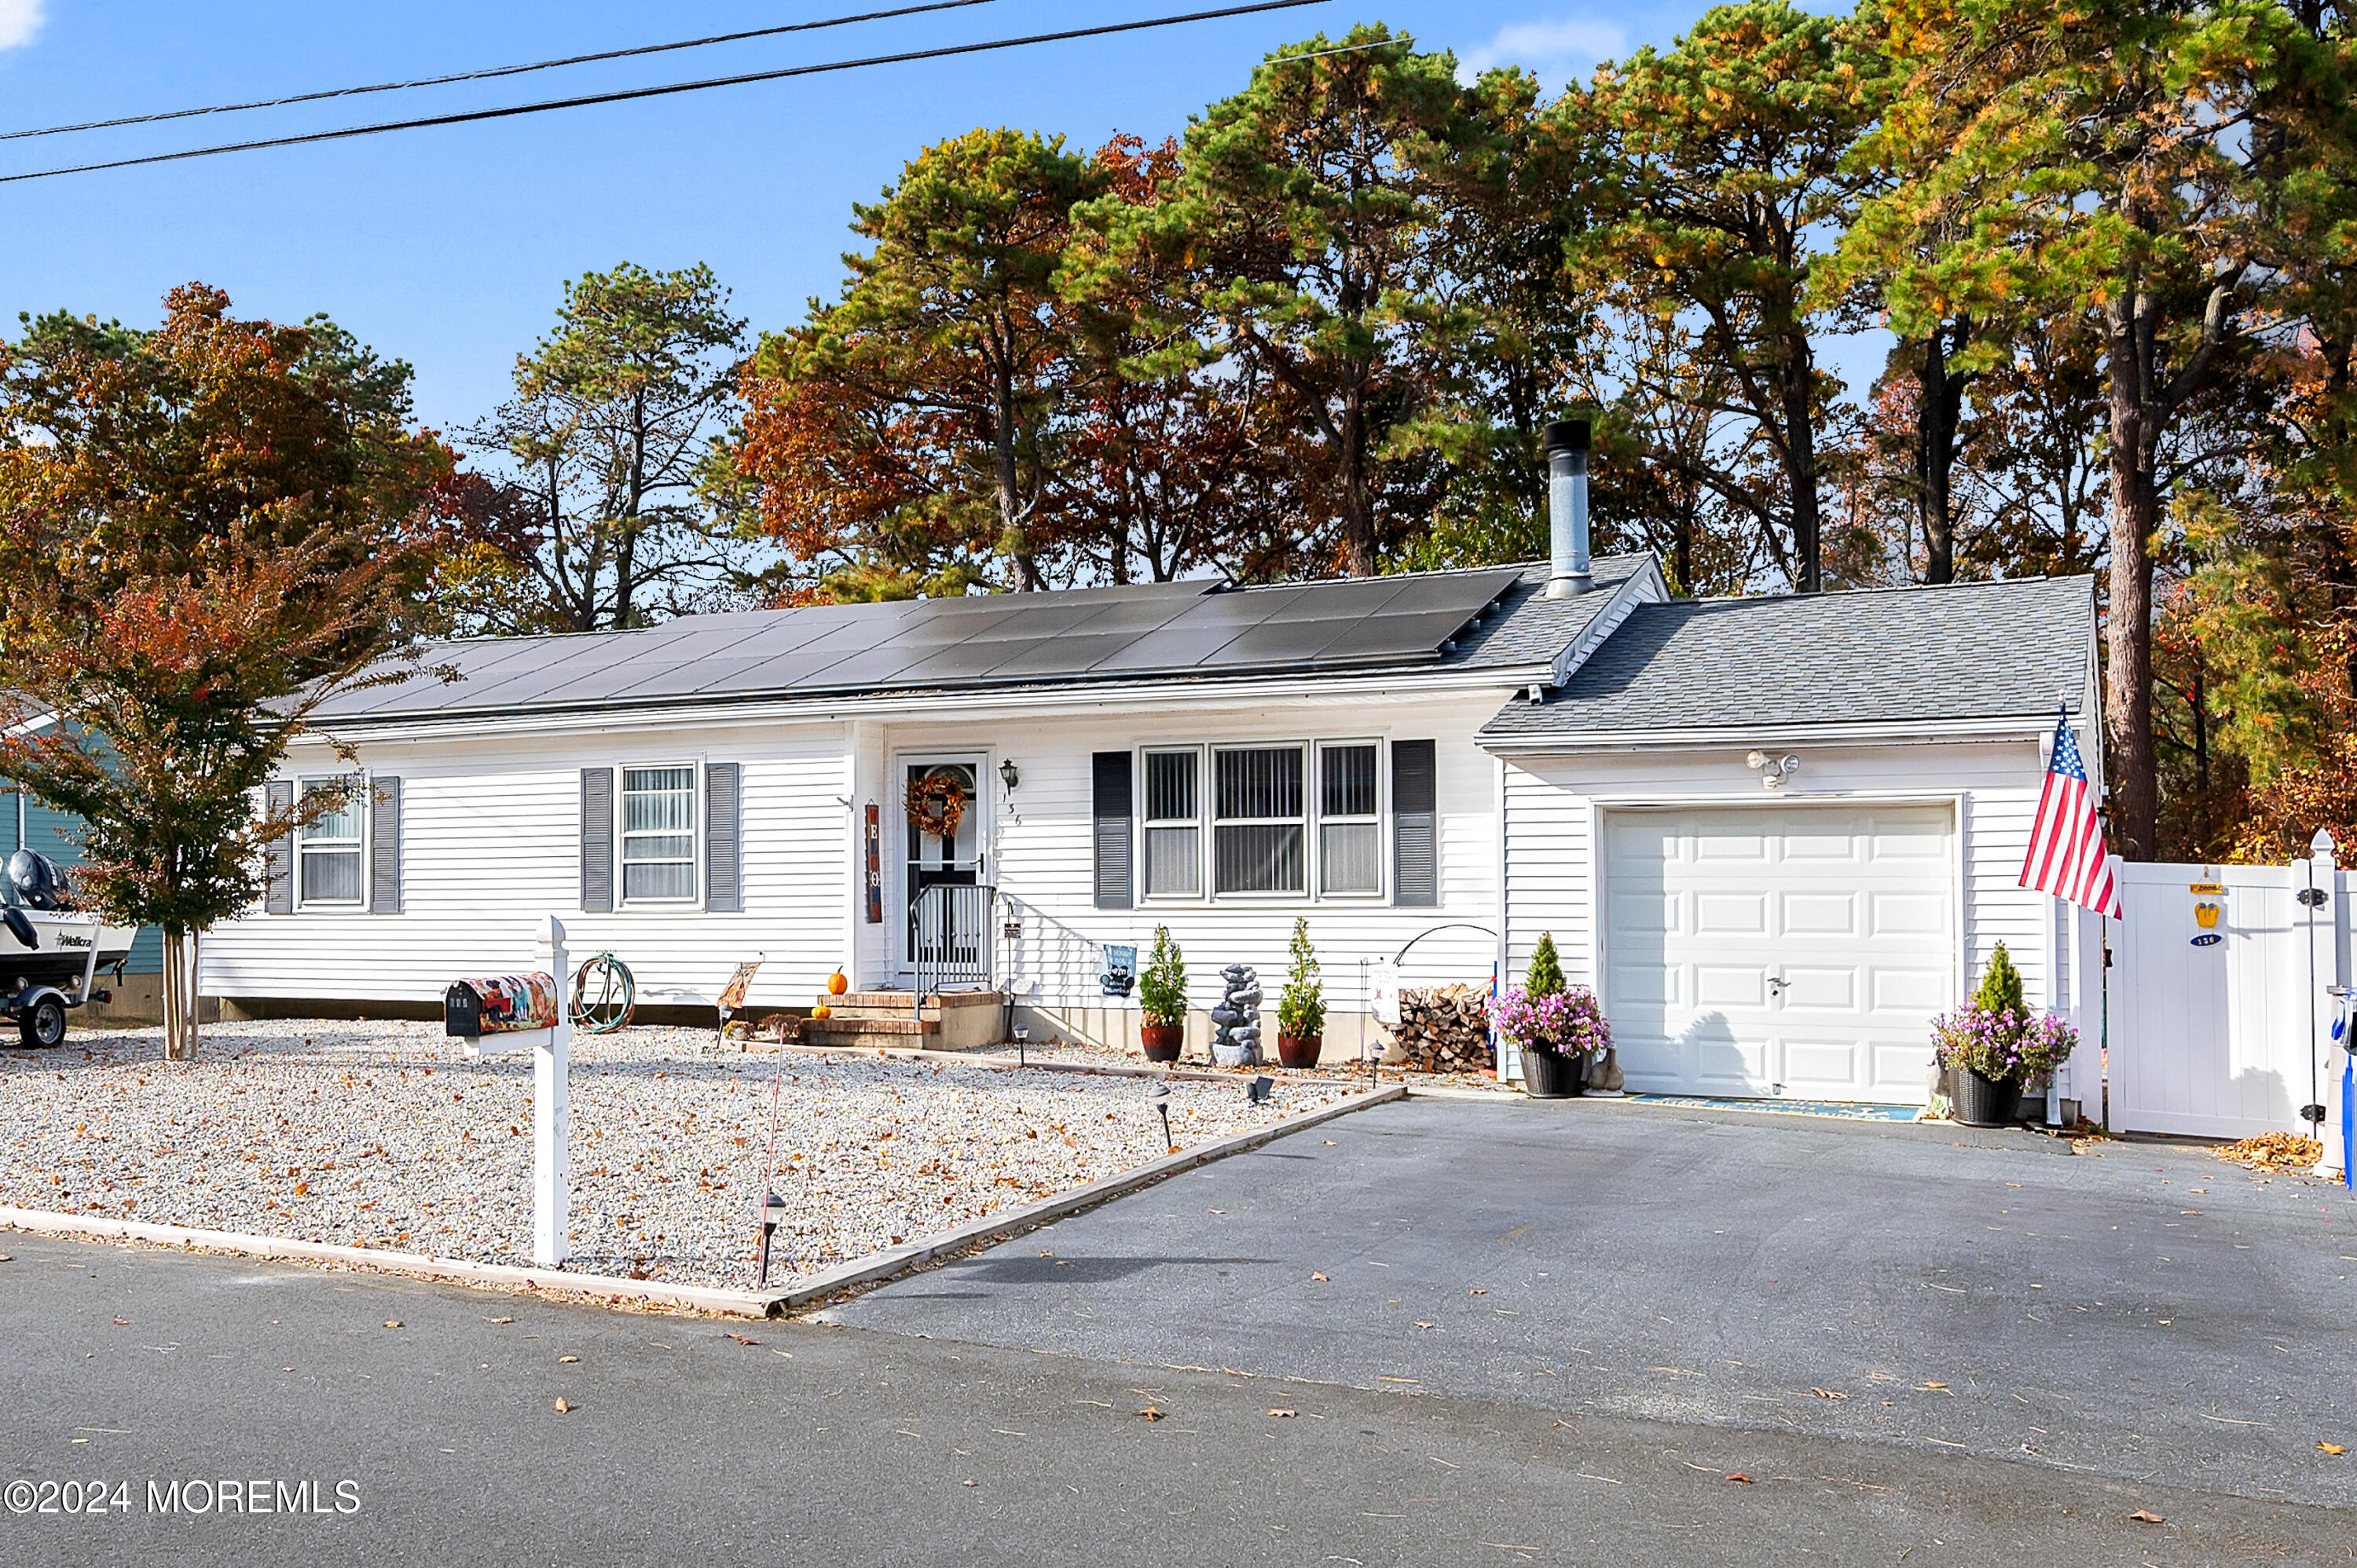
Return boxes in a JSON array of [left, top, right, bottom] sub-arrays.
[[1481, 577, 2106, 1112], [1601, 804, 1954, 1104]]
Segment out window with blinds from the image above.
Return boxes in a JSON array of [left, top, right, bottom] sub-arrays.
[[621, 764, 698, 903], [1318, 742, 1381, 895], [1142, 748, 1202, 898], [1213, 745, 1305, 894], [297, 779, 365, 907]]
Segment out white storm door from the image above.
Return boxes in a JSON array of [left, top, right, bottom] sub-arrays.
[[1604, 804, 1954, 1103]]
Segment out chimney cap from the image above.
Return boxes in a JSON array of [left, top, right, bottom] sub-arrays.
[[1543, 419, 1592, 455]]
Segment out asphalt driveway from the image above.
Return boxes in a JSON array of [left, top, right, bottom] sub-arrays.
[[826, 1096, 2357, 1509]]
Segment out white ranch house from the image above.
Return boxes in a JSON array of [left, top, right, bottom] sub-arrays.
[[204, 537, 2103, 1112]]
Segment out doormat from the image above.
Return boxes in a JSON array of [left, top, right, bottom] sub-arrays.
[[1625, 1094, 1926, 1123]]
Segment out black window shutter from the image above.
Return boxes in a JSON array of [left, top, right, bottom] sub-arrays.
[[264, 779, 295, 914], [580, 767, 614, 913], [705, 762, 741, 913], [368, 776, 402, 914], [1391, 740, 1438, 907], [1092, 751, 1134, 910]]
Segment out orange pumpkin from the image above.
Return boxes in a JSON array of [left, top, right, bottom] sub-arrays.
[[811, 1003, 833, 1021], [827, 970, 849, 996]]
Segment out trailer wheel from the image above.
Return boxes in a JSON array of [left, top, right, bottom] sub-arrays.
[[20, 995, 65, 1049]]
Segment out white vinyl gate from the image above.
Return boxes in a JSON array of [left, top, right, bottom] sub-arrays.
[[2106, 836, 2350, 1156]]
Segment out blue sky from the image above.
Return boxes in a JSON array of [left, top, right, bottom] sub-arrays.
[[1, 2, 1738, 434]]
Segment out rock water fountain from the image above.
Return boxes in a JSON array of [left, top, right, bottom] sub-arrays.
[[1209, 963, 1263, 1067]]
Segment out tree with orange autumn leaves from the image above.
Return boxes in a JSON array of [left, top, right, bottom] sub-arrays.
[[0, 286, 449, 1057]]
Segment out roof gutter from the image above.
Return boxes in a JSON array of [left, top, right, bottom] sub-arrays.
[[1478, 710, 2080, 756]]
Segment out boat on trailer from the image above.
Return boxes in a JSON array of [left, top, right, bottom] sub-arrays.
[[1, 850, 134, 1048]]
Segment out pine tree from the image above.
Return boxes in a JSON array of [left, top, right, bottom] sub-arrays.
[[1971, 942, 2025, 1017], [1526, 932, 1566, 998]]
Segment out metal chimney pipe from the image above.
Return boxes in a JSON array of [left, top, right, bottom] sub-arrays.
[[1544, 418, 1592, 597]]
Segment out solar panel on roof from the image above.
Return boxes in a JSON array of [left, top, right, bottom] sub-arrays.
[[314, 564, 1530, 718]]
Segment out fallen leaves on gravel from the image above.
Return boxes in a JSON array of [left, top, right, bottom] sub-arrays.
[[1725, 1473, 1752, 1484], [1310, 1272, 1329, 1281], [1135, 1406, 1164, 1421], [1267, 1409, 1296, 1418], [2128, 1509, 2165, 1524], [1810, 1388, 1848, 1401], [558, 1355, 579, 1364], [553, 1398, 571, 1414], [2321, 1442, 2347, 1455], [382, 1320, 403, 1329]]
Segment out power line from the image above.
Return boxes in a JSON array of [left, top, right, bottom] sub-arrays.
[[0, 0, 1330, 186], [0, 0, 1002, 144]]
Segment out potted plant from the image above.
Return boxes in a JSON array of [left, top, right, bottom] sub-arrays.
[[1494, 932, 1611, 1098], [1138, 925, 1187, 1063], [1933, 943, 2079, 1125], [1276, 918, 1325, 1068]]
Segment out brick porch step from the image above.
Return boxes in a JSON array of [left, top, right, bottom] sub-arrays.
[[837, 990, 1001, 1011], [802, 1016, 940, 1042]]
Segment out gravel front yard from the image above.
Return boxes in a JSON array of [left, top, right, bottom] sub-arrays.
[[2, 1020, 1359, 1288]]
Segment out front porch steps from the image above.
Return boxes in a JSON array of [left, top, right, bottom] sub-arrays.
[[803, 988, 1004, 1050]]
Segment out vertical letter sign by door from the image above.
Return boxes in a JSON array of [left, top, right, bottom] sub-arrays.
[[863, 804, 882, 923]]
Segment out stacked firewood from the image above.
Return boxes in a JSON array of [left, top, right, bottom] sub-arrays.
[[1389, 986, 1494, 1073]]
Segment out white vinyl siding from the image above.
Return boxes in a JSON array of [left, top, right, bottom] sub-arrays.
[[621, 764, 697, 904], [297, 779, 364, 908], [1318, 741, 1381, 896], [1213, 745, 1304, 895], [1142, 748, 1201, 899]]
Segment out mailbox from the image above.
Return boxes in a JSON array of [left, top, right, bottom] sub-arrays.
[[445, 973, 561, 1039]]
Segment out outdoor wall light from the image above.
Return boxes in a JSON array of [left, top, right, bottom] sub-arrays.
[[1746, 750, 1801, 789], [999, 758, 1021, 793]]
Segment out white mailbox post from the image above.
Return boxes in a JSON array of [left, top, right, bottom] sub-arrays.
[[532, 915, 572, 1267], [451, 915, 573, 1268]]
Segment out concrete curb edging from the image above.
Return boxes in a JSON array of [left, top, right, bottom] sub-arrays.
[[0, 1209, 777, 1317], [775, 1082, 1405, 1316], [0, 1083, 1406, 1321]]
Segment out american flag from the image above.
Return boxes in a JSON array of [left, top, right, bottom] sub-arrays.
[[2020, 709, 2121, 918]]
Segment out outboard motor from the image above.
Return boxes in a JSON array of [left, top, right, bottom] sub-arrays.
[[7, 849, 69, 911]]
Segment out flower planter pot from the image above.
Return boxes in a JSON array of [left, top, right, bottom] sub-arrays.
[[1277, 1032, 1322, 1070], [1140, 1022, 1184, 1063], [1952, 1067, 2021, 1127], [1520, 1047, 1585, 1099]]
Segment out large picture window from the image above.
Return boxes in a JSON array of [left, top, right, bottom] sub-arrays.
[[1318, 742, 1381, 895], [621, 765, 698, 903], [1142, 749, 1201, 898], [1213, 746, 1304, 895], [298, 779, 364, 907]]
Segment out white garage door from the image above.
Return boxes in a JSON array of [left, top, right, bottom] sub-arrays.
[[1604, 804, 1955, 1104]]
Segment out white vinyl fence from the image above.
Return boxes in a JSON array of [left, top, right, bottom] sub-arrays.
[[2106, 835, 2349, 1162]]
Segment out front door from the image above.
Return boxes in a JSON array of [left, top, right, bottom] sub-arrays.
[[900, 756, 988, 981]]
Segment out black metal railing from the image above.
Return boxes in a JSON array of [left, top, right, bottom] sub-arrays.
[[911, 882, 997, 1017]]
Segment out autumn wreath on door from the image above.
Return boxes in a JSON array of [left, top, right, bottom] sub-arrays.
[[906, 768, 969, 841]]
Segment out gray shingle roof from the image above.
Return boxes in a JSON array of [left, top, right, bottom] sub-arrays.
[[317, 559, 1648, 724], [1479, 576, 2095, 742]]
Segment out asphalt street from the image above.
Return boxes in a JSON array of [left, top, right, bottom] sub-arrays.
[[3, 1096, 2353, 1566], [831, 1097, 2357, 1510]]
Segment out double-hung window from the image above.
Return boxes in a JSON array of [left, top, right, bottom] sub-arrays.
[[621, 765, 698, 903], [1142, 749, 1202, 899], [1212, 745, 1304, 895], [297, 779, 365, 907], [1318, 742, 1381, 896]]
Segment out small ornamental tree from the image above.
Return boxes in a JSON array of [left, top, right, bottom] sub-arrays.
[[0, 286, 447, 1059], [1970, 942, 2025, 1017], [1277, 917, 1325, 1039], [1524, 931, 1566, 998], [1139, 924, 1188, 1028]]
